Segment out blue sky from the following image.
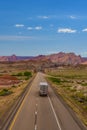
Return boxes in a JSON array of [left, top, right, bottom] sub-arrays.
[[0, 0, 87, 56]]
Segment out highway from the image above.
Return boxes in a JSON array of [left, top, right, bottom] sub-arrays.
[[9, 72, 87, 130]]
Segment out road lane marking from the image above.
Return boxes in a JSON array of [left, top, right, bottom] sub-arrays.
[[48, 96, 62, 130], [35, 125, 37, 130], [34, 104, 38, 130], [34, 112, 37, 130], [9, 84, 33, 130], [35, 111, 38, 115]]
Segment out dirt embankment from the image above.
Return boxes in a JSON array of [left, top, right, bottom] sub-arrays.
[[0, 75, 20, 88]]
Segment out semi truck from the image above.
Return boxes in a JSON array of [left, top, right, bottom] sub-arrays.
[[39, 82, 48, 96]]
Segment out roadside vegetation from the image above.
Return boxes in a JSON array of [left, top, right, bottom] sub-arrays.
[[0, 89, 13, 96], [12, 71, 32, 79], [0, 68, 34, 124], [46, 65, 87, 126]]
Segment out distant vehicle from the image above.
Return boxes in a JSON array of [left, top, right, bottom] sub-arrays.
[[39, 82, 48, 96]]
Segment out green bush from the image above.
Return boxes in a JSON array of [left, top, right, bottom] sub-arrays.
[[24, 71, 32, 77], [17, 72, 23, 76], [0, 89, 13, 96], [12, 85, 16, 88], [48, 77, 61, 84], [12, 71, 32, 78], [25, 77, 29, 80], [81, 83, 87, 86]]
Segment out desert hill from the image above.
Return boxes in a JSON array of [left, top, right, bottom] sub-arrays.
[[0, 52, 85, 65]]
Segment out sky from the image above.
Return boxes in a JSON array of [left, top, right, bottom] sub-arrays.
[[0, 0, 87, 56]]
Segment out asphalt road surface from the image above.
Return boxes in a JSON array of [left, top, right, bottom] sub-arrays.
[[9, 72, 87, 130]]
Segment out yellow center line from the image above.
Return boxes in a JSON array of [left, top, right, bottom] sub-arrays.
[[9, 84, 33, 130]]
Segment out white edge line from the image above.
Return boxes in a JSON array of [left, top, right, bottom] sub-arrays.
[[48, 96, 62, 130], [35, 125, 37, 130]]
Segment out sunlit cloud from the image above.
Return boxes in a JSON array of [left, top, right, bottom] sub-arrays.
[[15, 24, 24, 28], [27, 26, 42, 31], [38, 16, 49, 19], [35, 26, 42, 30], [82, 28, 87, 32], [81, 52, 87, 56], [27, 27, 33, 30], [69, 15, 76, 19], [58, 28, 77, 33]]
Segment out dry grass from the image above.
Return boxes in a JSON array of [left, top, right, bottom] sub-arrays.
[[0, 62, 34, 121], [46, 65, 87, 126], [0, 80, 30, 119]]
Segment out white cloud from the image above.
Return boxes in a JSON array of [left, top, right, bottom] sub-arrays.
[[38, 16, 49, 19], [35, 26, 42, 30], [15, 24, 24, 28], [27, 26, 42, 31], [82, 28, 87, 32], [69, 15, 76, 19], [58, 28, 77, 33], [81, 52, 87, 56], [27, 27, 33, 30]]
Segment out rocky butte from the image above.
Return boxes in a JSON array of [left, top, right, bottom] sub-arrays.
[[0, 52, 85, 65]]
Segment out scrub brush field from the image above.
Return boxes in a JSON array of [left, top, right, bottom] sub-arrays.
[[46, 65, 87, 126]]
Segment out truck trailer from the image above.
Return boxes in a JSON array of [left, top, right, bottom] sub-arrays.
[[39, 82, 48, 96]]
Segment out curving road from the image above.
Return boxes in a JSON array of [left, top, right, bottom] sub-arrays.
[[9, 72, 87, 130]]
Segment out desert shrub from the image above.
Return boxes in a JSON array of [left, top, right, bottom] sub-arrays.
[[72, 92, 87, 103], [12, 85, 16, 88], [16, 72, 23, 76], [81, 83, 87, 86], [24, 71, 32, 77], [25, 77, 29, 80], [11, 74, 16, 76], [48, 77, 61, 84], [0, 89, 13, 96]]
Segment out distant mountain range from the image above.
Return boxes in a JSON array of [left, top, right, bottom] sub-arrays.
[[0, 55, 34, 62], [0, 52, 87, 65]]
